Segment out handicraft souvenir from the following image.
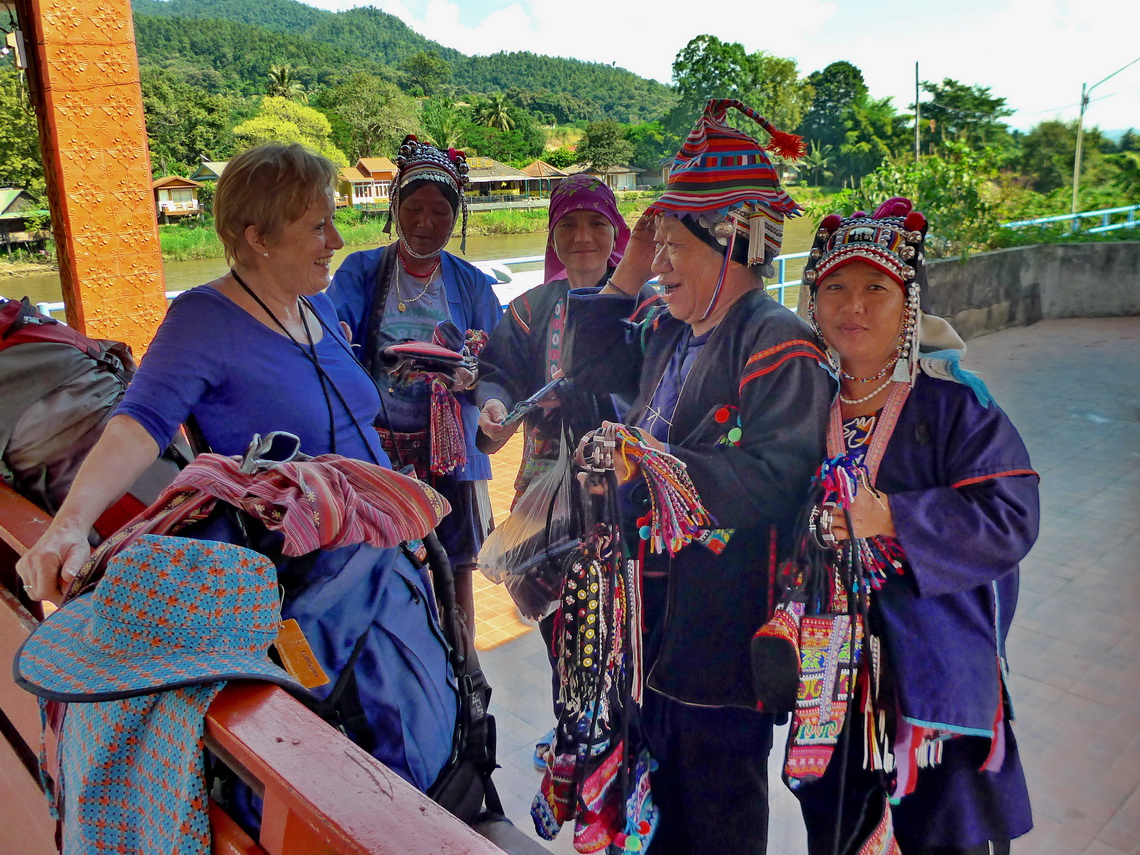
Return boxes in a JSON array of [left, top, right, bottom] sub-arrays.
[[381, 321, 486, 476], [531, 426, 711, 854]]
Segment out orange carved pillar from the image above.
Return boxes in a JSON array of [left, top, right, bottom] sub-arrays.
[[16, 0, 166, 353]]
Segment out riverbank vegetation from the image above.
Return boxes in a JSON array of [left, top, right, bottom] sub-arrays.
[[0, 0, 1135, 269], [152, 195, 661, 262]]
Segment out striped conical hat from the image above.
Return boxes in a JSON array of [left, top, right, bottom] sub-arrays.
[[646, 99, 805, 268]]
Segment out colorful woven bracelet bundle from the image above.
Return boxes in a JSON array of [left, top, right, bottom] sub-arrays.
[[817, 453, 863, 509], [611, 426, 712, 556], [816, 454, 906, 589]]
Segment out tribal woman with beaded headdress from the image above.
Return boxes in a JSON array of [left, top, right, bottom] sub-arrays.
[[329, 136, 502, 626], [788, 198, 1038, 855]]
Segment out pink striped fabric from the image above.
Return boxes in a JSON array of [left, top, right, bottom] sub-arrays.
[[65, 454, 450, 602], [169, 453, 450, 554]]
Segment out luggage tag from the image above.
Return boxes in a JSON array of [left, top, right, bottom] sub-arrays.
[[273, 617, 330, 689], [274, 619, 330, 689]]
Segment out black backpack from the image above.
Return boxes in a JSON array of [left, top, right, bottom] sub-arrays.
[[0, 296, 185, 533], [420, 531, 502, 824]]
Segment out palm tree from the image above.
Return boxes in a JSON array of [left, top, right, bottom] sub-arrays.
[[421, 97, 464, 150], [473, 93, 514, 132], [802, 141, 835, 185], [267, 64, 307, 103]]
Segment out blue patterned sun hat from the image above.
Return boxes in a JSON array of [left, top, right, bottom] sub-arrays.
[[14, 534, 299, 701]]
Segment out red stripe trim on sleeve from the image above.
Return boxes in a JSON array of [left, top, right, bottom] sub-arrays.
[[628, 295, 662, 321], [745, 339, 828, 367], [951, 469, 1039, 489], [739, 349, 826, 392], [510, 303, 530, 335]]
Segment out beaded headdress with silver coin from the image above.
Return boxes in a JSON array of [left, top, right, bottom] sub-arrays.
[[802, 197, 928, 384], [386, 134, 471, 257]]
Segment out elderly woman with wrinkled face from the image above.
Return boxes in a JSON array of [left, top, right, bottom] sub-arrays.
[[553, 102, 836, 855], [328, 136, 502, 626]]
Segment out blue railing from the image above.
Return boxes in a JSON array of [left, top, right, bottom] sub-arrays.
[[475, 252, 811, 308], [1001, 205, 1139, 235], [768, 251, 810, 306]]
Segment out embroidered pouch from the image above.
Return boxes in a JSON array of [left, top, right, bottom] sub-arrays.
[[784, 611, 864, 789], [856, 792, 902, 855]]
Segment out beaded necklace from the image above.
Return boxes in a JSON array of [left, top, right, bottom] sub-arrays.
[[838, 376, 894, 406], [839, 356, 898, 383]]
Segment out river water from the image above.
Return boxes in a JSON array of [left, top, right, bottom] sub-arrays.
[[3, 218, 817, 308]]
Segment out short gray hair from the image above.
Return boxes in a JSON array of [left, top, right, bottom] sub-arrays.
[[214, 143, 338, 266]]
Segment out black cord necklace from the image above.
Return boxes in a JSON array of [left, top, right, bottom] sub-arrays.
[[230, 269, 380, 465]]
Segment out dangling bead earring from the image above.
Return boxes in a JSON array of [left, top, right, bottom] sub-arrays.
[[890, 291, 919, 382]]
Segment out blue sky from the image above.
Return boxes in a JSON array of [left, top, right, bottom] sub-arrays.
[[303, 0, 1138, 132]]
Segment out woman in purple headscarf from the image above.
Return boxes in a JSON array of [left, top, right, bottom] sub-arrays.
[[477, 174, 657, 494], [476, 175, 658, 766]]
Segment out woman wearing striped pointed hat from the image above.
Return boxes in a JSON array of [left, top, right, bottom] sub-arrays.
[[561, 100, 836, 855]]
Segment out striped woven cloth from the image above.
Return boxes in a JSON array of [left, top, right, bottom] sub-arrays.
[[66, 453, 449, 602], [174, 453, 450, 553]]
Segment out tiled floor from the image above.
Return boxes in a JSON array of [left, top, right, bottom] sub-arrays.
[[474, 433, 536, 650], [471, 317, 1140, 854]]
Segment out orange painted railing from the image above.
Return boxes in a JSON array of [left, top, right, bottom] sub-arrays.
[[0, 483, 507, 854]]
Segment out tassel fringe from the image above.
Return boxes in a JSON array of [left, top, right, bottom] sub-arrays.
[[429, 376, 466, 475], [766, 129, 807, 161]]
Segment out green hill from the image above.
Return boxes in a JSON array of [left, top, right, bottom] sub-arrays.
[[134, 15, 395, 94], [130, 0, 674, 122]]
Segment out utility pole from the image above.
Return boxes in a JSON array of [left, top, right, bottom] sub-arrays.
[[914, 62, 921, 159], [1071, 56, 1140, 223]]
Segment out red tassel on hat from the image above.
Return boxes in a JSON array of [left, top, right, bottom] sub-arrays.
[[765, 130, 807, 161]]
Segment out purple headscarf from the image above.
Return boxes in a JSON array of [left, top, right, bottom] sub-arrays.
[[544, 174, 631, 283]]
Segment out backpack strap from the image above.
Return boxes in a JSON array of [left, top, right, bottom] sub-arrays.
[[419, 531, 499, 824]]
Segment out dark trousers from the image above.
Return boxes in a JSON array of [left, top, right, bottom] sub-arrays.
[[538, 611, 561, 720], [643, 690, 774, 855]]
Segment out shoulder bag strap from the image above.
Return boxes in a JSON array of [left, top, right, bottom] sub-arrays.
[[360, 245, 398, 380]]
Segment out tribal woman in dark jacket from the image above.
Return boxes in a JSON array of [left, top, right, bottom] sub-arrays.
[[562, 100, 835, 855]]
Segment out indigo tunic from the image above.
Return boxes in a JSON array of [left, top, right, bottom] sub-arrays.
[[328, 244, 502, 482], [565, 287, 837, 707], [798, 372, 1038, 852], [117, 286, 388, 465]]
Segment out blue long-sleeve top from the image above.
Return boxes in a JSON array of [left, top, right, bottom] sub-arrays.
[[328, 245, 502, 481]]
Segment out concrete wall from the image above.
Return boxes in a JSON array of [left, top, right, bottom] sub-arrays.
[[925, 242, 1140, 340]]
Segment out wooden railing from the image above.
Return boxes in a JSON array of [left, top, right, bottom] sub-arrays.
[[0, 483, 507, 854]]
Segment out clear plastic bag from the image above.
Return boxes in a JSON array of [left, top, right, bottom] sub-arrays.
[[477, 438, 577, 619]]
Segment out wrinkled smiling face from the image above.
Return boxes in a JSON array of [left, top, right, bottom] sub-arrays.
[[264, 190, 343, 295], [651, 216, 725, 327], [814, 260, 906, 376], [398, 182, 455, 257]]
